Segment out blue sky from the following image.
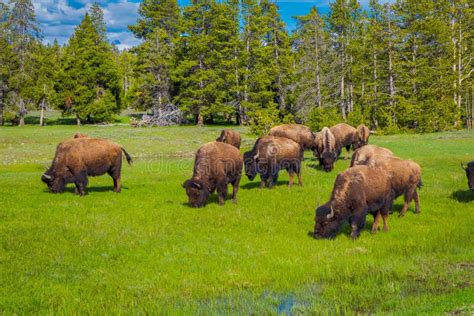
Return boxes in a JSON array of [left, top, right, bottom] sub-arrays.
[[33, 0, 386, 50]]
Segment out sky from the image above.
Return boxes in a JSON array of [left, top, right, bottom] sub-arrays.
[[33, 0, 389, 50]]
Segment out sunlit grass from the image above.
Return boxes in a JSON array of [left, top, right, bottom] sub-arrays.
[[0, 125, 473, 314]]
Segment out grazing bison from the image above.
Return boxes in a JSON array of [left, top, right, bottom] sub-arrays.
[[354, 124, 370, 149], [183, 142, 242, 207], [359, 156, 422, 216], [461, 161, 474, 191], [319, 127, 338, 172], [42, 138, 132, 195], [350, 145, 394, 167], [244, 136, 303, 188], [330, 123, 358, 159], [268, 124, 316, 151], [313, 131, 323, 159], [313, 165, 394, 240], [216, 129, 241, 149], [73, 132, 89, 138]]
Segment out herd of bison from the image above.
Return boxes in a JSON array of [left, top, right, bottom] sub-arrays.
[[41, 124, 474, 240]]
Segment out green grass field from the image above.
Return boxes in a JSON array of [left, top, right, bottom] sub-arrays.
[[1, 125, 473, 314]]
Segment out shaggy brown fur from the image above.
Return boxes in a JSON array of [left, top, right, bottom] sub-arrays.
[[350, 145, 394, 167], [314, 165, 394, 239], [216, 129, 241, 149], [319, 127, 338, 172], [354, 124, 370, 149], [314, 131, 323, 158], [330, 123, 358, 159], [370, 157, 423, 216], [42, 138, 132, 195], [268, 124, 316, 151], [183, 142, 242, 207], [73, 132, 89, 138], [244, 136, 303, 188], [462, 161, 474, 191]]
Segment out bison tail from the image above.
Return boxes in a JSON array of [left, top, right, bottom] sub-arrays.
[[417, 178, 423, 189], [121, 147, 133, 165]]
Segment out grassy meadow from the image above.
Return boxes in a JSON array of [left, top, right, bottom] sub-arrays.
[[0, 124, 473, 314]]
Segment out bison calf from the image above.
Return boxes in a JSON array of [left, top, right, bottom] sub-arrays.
[[313, 166, 393, 240], [462, 161, 474, 191], [244, 136, 303, 188], [216, 129, 241, 149], [183, 142, 242, 207], [42, 138, 132, 195], [268, 124, 316, 151]]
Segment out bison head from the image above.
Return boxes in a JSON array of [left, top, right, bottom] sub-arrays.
[[321, 151, 337, 172], [41, 170, 66, 193], [313, 203, 343, 239], [183, 179, 210, 208], [462, 162, 474, 191], [244, 151, 257, 181]]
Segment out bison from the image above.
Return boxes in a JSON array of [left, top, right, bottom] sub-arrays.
[[354, 124, 371, 149], [313, 131, 323, 159], [313, 165, 394, 240], [244, 136, 303, 188], [319, 127, 338, 172], [42, 137, 132, 195], [73, 132, 89, 138], [356, 156, 422, 216], [350, 145, 394, 167], [330, 123, 358, 159], [268, 124, 316, 151], [461, 161, 474, 191], [216, 129, 241, 149], [183, 142, 242, 207]]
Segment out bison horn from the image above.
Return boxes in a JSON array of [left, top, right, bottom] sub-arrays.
[[253, 152, 259, 160], [369, 130, 377, 134], [42, 173, 52, 180], [327, 206, 335, 219]]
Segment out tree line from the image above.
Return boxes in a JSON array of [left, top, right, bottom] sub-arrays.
[[0, 0, 472, 133]]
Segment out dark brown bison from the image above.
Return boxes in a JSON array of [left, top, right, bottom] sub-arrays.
[[268, 124, 316, 151], [330, 123, 358, 159], [216, 129, 241, 149], [183, 142, 242, 207], [461, 161, 474, 191], [319, 127, 338, 172], [42, 138, 132, 195], [244, 136, 303, 188], [350, 145, 394, 167], [358, 156, 422, 216], [354, 124, 370, 149], [73, 132, 89, 138], [313, 165, 393, 240]]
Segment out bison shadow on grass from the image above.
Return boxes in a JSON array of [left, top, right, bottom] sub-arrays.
[[450, 190, 474, 203], [241, 180, 289, 190], [44, 185, 130, 194]]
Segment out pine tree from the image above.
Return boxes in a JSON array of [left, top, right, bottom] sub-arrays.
[[128, 0, 180, 114], [6, 0, 41, 126], [0, 3, 11, 125], [89, 2, 107, 41], [57, 13, 121, 124], [293, 7, 333, 115]]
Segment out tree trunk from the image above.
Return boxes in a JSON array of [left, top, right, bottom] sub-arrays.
[[40, 100, 45, 126], [76, 115, 81, 126], [314, 22, 322, 108], [197, 113, 204, 126], [372, 52, 378, 129], [0, 83, 4, 126], [388, 12, 396, 125]]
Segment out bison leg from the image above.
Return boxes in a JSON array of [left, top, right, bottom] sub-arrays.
[[344, 145, 351, 160], [73, 170, 88, 196], [108, 159, 122, 193], [113, 178, 121, 193], [288, 171, 294, 187], [371, 212, 382, 233], [413, 190, 420, 214], [216, 179, 227, 206], [399, 187, 415, 217], [350, 212, 366, 240], [382, 213, 389, 231], [231, 177, 240, 204], [295, 162, 303, 186]]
